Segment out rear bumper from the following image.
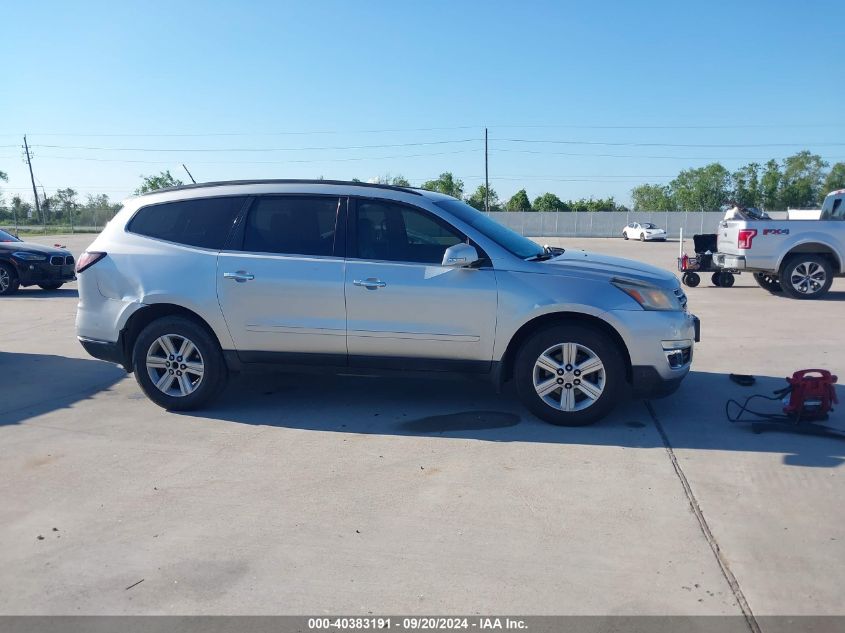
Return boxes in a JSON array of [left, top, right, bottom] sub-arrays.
[[78, 336, 128, 370], [714, 253, 746, 270]]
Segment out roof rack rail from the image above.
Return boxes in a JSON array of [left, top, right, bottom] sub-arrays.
[[141, 179, 423, 196]]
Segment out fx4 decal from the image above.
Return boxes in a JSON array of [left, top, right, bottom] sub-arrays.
[[763, 228, 790, 235]]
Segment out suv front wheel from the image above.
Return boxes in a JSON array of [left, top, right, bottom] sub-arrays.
[[132, 316, 228, 410], [514, 323, 626, 426]]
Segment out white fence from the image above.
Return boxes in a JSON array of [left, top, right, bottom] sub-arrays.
[[483, 210, 728, 238]]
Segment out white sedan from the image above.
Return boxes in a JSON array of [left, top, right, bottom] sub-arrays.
[[622, 222, 667, 241]]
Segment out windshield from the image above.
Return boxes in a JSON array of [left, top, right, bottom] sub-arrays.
[[0, 229, 21, 242], [434, 199, 543, 259], [642, 223, 656, 229]]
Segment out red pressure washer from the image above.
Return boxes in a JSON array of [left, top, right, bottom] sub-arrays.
[[727, 369, 841, 438]]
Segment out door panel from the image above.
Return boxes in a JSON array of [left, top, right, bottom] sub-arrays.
[[216, 195, 347, 358], [345, 261, 497, 365], [345, 199, 498, 368]]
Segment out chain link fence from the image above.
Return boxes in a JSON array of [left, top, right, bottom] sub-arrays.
[[483, 210, 729, 238]]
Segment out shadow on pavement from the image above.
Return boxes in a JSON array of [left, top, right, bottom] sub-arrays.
[[3, 288, 78, 299], [180, 368, 845, 468], [0, 352, 125, 426]]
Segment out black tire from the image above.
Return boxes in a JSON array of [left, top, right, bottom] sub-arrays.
[[514, 323, 627, 426], [780, 254, 833, 300], [38, 282, 63, 290], [0, 262, 20, 296], [753, 273, 782, 294], [640, 233, 646, 241], [622, 232, 628, 240], [131, 316, 228, 411], [711, 272, 722, 287], [720, 272, 735, 288], [682, 272, 700, 288]]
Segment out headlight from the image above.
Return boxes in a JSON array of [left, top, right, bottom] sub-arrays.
[[12, 251, 47, 261], [612, 278, 678, 311]]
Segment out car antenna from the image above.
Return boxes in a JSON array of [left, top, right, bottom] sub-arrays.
[[182, 164, 197, 184]]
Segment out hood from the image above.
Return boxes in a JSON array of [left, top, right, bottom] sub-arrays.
[[0, 241, 71, 256], [541, 249, 678, 287]]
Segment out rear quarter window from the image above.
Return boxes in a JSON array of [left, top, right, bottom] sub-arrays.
[[128, 196, 247, 249]]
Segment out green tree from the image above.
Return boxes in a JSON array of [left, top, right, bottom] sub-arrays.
[[532, 192, 570, 211], [372, 173, 411, 187], [466, 185, 499, 211], [732, 163, 761, 208], [51, 188, 79, 222], [135, 170, 183, 195], [420, 172, 463, 198], [760, 159, 781, 210], [506, 189, 531, 211], [631, 184, 673, 211], [779, 151, 827, 209], [822, 162, 845, 197], [670, 163, 730, 211]]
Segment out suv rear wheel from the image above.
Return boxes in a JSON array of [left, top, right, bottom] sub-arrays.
[[780, 255, 833, 300], [132, 316, 227, 410], [514, 323, 626, 426]]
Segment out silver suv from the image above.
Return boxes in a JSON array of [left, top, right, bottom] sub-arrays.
[[76, 180, 699, 425]]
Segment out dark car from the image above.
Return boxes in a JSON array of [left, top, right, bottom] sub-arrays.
[[0, 237, 76, 295]]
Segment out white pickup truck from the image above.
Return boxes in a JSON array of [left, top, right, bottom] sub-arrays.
[[714, 189, 845, 299]]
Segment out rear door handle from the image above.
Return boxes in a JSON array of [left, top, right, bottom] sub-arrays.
[[353, 278, 386, 289], [223, 271, 255, 283]]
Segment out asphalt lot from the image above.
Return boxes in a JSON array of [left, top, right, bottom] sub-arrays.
[[1, 234, 844, 617]]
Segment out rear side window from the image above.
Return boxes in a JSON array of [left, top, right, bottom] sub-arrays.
[[128, 196, 246, 249], [242, 196, 340, 256]]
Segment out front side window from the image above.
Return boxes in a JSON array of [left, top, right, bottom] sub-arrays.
[[128, 196, 247, 249], [243, 196, 340, 256], [355, 201, 464, 263]]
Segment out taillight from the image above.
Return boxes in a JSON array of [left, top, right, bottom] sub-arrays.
[[737, 229, 757, 250], [76, 251, 106, 273]]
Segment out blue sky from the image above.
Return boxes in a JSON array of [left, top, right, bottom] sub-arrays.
[[2, 0, 843, 205]]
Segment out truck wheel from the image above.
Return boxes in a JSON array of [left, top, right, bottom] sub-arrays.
[[38, 282, 63, 290], [780, 255, 833, 300], [682, 272, 700, 288], [753, 273, 782, 294], [514, 323, 626, 426], [0, 263, 20, 296], [132, 316, 228, 411]]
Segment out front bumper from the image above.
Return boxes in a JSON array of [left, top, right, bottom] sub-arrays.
[[15, 259, 76, 286], [643, 233, 667, 241]]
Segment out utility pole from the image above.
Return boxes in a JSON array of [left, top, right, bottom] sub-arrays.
[[23, 136, 45, 232], [484, 127, 489, 213]]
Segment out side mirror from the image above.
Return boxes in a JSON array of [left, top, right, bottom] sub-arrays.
[[441, 243, 479, 267]]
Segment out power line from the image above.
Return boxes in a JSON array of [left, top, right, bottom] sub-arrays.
[[27, 148, 481, 165], [494, 138, 845, 148], [30, 139, 479, 153], [491, 148, 845, 161], [3, 122, 844, 138]]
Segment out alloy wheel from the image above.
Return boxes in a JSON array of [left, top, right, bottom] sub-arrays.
[[145, 334, 205, 397], [0, 268, 8, 293], [533, 342, 606, 412], [789, 261, 826, 295]]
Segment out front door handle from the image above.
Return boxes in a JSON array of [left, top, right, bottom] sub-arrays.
[[353, 278, 386, 289], [223, 271, 255, 283]]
